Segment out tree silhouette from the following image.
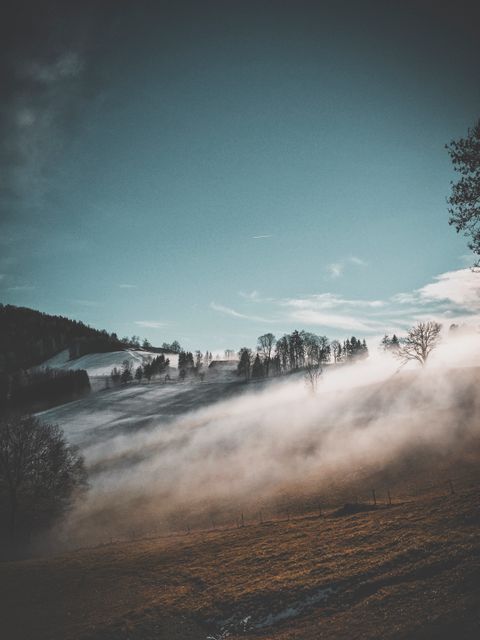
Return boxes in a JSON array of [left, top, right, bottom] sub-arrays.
[[0, 414, 86, 549], [397, 321, 442, 367], [257, 333, 276, 377], [446, 119, 480, 263]]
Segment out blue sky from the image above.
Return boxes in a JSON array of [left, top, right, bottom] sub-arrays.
[[1, 1, 479, 352]]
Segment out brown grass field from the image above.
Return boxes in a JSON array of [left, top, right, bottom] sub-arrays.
[[1, 458, 479, 640]]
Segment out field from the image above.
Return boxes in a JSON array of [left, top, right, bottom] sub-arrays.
[[2, 463, 479, 640]]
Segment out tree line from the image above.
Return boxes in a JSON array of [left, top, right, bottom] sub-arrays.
[[237, 331, 369, 381]]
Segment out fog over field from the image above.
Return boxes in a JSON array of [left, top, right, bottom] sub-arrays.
[[37, 330, 480, 546]]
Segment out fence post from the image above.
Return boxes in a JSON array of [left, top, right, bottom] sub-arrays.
[[372, 489, 377, 506], [318, 503, 322, 517], [241, 512, 244, 528], [259, 510, 263, 525], [448, 479, 455, 495], [387, 490, 392, 506]]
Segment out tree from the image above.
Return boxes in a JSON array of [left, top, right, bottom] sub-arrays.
[[135, 366, 143, 381], [446, 119, 480, 262], [251, 353, 265, 379], [0, 414, 87, 547], [142, 338, 151, 349], [381, 334, 400, 353], [257, 333, 276, 377], [120, 359, 133, 384], [397, 321, 442, 367], [304, 363, 322, 394], [331, 340, 341, 363], [162, 341, 182, 353], [237, 348, 253, 381], [275, 335, 289, 373], [303, 333, 330, 367]]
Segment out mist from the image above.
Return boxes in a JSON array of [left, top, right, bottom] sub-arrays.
[[46, 330, 480, 547]]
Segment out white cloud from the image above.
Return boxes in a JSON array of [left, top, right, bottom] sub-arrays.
[[327, 262, 343, 278], [349, 256, 367, 266], [119, 283, 137, 289], [283, 294, 383, 311], [210, 302, 273, 323], [134, 321, 166, 329], [252, 235, 272, 239], [7, 285, 35, 292], [71, 298, 100, 307], [418, 269, 480, 310], [239, 290, 260, 300], [288, 309, 383, 333]]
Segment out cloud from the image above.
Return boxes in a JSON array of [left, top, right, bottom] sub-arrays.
[[71, 299, 101, 307], [418, 269, 480, 310], [7, 284, 35, 292], [134, 320, 166, 329], [349, 256, 367, 266], [210, 302, 273, 323], [326, 262, 343, 278], [287, 309, 383, 332], [252, 235, 272, 239], [0, 3, 112, 218], [283, 293, 383, 311]]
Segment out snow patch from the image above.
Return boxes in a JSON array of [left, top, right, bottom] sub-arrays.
[[38, 349, 179, 376], [210, 586, 335, 637]]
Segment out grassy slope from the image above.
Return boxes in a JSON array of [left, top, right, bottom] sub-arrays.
[[1, 472, 479, 640]]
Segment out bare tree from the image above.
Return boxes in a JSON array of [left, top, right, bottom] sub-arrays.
[[0, 414, 86, 548], [331, 339, 341, 363], [304, 363, 323, 394], [397, 321, 442, 367], [257, 333, 276, 377]]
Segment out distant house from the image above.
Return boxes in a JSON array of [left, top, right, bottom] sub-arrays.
[[208, 360, 238, 375]]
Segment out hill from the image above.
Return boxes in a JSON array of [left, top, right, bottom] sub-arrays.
[[1, 462, 479, 640], [0, 304, 125, 375]]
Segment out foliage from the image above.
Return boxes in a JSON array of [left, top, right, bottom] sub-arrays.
[[6, 368, 90, 413], [0, 414, 87, 550], [380, 334, 400, 353], [446, 119, 480, 262], [237, 348, 253, 381], [397, 321, 442, 367], [304, 362, 323, 393], [0, 304, 123, 375]]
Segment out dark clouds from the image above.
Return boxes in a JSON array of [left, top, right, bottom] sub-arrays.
[[0, 0, 479, 220], [0, 1, 116, 216]]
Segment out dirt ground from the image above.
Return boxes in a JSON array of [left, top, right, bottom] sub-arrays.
[[1, 466, 479, 640]]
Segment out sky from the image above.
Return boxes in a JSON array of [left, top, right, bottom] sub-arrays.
[[1, 0, 479, 352]]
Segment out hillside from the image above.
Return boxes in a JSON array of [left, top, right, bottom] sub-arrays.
[[0, 304, 125, 375], [39, 348, 179, 378], [3, 358, 480, 638], [1, 466, 479, 640]]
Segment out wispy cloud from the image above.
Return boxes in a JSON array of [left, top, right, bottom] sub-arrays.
[[119, 283, 137, 289], [210, 302, 273, 323], [287, 309, 383, 333], [326, 262, 343, 278], [71, 299, 101, 307], [282, 294, 383, 311], [7, 285, 35, 292], [252, 235, 272, 239], [213, 270, 480, 337], [349, 256, 367, 266], [134, 320, 166, 329], [418, 269, 480, 310], [326, 256, 367, 279]]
